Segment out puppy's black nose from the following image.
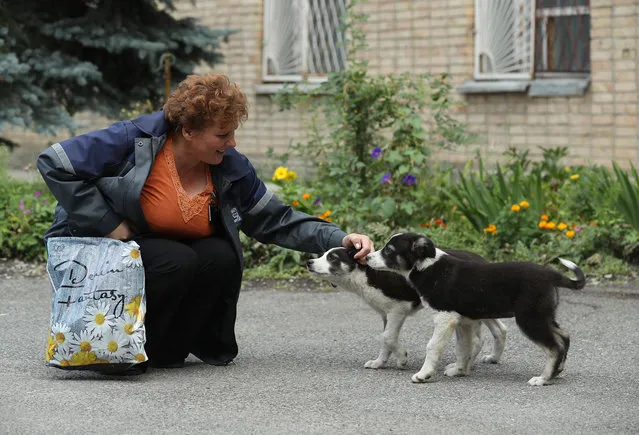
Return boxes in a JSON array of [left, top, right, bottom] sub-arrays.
[[307, 260, 313, 267]]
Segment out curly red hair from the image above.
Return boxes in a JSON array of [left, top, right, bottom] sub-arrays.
[[163, 73, 248, 132]]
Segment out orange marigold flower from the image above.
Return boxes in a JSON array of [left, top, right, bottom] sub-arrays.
[[302, 193, 311, 200], [539, 221, 547, 229], [546, 221, 556, 230], [483, 224, 497, 233], [519, 200, 530, 209], [435, 219, 443, 226], [566, 230, 576, 238], [292, 200, 300, 207], [419, 223, 426, 228], [589, 221, 597, 226], [511, 204, 521, 212], [557, 222, 568, 231], [541, 214, 549, 221]]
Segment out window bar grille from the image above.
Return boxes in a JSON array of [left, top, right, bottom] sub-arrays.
[[263, 0, 346, 82]]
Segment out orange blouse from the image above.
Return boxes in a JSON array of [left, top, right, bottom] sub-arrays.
[[140, 137, 216, 239]]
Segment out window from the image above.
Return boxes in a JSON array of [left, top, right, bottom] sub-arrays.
[[474, 0, 590, 80], [534, 0, 590, 75], [262, 0, 347, 82]]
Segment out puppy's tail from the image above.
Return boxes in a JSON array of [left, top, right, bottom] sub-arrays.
[[556, 258, 586, 290]]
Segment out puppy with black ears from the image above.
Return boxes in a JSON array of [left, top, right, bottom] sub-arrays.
[[366, 233, 586, 386], [307, 246, 507, 374]]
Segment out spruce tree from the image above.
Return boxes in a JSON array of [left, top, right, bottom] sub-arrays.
[[0, 0, 231, 145]]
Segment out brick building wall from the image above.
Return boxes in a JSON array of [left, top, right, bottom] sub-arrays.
[[6, 0, 638, 171], [170, 0, 638, 168]]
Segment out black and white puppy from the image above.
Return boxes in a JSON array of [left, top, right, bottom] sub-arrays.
[[366, 233, 586, 386], [307, 247, 507, 375]]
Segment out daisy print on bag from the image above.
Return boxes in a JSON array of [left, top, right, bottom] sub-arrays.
[[67, 329, 108, 366], [114, 313, 144, 347], [52, 346, 74, 367], [126, 341, 148, 364], [124, 296, 145, 323], [83, 301, 115, 337], [69, 329, 99, 354], [98, 329, 130, 362], [46, 333, 57, 362], [51, 322, 72, 353], [121, 241, 143, 268]]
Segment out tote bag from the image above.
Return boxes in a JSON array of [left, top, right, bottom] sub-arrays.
[[45, 237, 147, 372]]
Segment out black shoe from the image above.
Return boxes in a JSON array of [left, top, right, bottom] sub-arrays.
[[101, 362, 148, 376], [148, 359, 185, 369], [200, 355, 235, 366]]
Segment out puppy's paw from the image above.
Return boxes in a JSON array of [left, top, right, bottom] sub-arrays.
[[444, 365, 468, 377], [411, 371, 435, 383], [481, 354, 500, 364], [364, 359, 386, 369], [445, 362, 456, 371], [527, 376, 549, 386]]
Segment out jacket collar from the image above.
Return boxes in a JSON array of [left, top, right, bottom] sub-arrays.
[[131, 111, 170, 137]]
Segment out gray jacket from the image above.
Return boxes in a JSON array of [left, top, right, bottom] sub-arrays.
[[37, 111, 346, 269]]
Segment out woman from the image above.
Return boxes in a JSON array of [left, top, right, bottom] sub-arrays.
[[38, 73, 373, 371]]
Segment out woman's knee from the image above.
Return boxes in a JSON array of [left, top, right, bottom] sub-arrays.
[[191, 237, 240, 271], [138, 239, 199, 278]]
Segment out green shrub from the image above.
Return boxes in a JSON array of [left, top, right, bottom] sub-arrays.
[[0, 153, 56, 260], [612, 162, 639, 232], [273, 1, 474, 232]]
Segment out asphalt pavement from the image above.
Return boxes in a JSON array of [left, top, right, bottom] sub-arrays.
[[1, 276, 638, 434]]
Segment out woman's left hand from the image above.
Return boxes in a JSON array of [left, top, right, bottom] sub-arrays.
[[342, 233, 374, 264]]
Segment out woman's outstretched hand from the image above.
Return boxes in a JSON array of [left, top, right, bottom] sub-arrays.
[[342, 233, 374, 264]]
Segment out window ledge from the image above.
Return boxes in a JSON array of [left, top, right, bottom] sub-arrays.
[[457, 77, 590, 97], [457, 80, 530, 94], [255, 82, 324, 95], [528, 78, 590, 97]]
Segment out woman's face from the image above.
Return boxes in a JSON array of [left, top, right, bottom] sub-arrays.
[[183, 118, 239, 165]]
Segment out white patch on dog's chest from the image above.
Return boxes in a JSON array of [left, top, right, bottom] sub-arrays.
[[346, 270, 415, 314]]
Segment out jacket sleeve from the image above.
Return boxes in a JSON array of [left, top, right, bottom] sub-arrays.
[[37, 121, 133, 236], [236, 160, 346, 254]]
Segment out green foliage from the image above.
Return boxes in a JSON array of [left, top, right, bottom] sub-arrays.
[[273, 0, 474, 232], [559, 164, 618, 222], [0, 151, 56, 260], [443, 150, 545, 233], [0, 0, 233, 140], [612, 162, 639, 232], [240, 233, 310, 279]]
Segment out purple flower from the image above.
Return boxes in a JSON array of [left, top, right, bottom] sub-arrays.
[[402, 174, 416, 185], [313, 196, 322, 206], [371, 147, 382, 159], [575, 226, 583, 233], [34, 191, 41, 198], [24, 209, 32, 215], [381, 173, 391, 184], [19, 200, 25, 211], [42, 199, 49, 205]]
